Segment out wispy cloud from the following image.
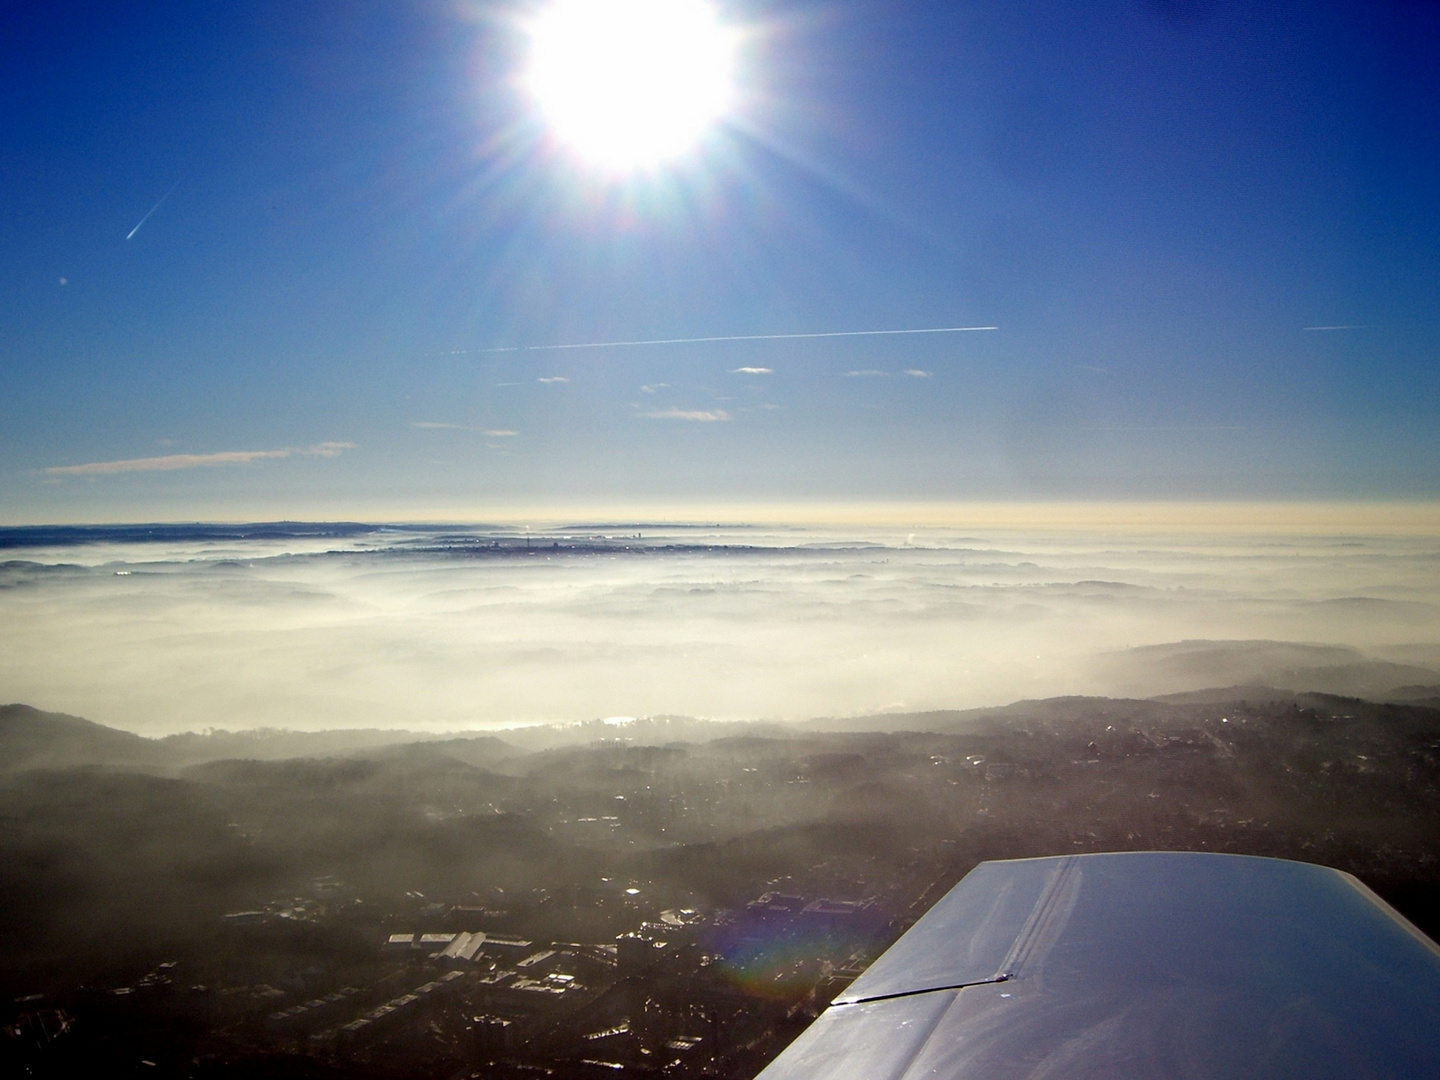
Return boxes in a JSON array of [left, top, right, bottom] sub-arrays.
[[45, 442, 354, 476], [308, 442, 354, 458], [845, 369, 888, 378], [640, 383, 670, 394], [732, 367, 773, 375], [537, 376, 570, 384], [412, 423, 518, 436], [903, 369, 931, 378], [640, 408, 731, 422], [47, 450, 290, 476]]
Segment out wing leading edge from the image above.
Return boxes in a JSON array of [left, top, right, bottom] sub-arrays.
[[754, 851, 1440, 1080]]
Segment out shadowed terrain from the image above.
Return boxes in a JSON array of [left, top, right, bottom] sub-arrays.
[[3, 683, 1439, 1078]]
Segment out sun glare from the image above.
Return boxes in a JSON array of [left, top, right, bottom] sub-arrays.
[[523, 0, 737, 172]]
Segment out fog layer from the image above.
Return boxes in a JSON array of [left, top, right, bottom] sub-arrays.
[[1, 524, 1436, 735]]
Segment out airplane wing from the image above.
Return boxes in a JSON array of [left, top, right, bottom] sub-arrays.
[[754, 851, 1440, 1080]]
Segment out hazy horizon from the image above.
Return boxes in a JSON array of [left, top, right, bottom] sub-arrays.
[[4, 513, 1436, 737], [6, 498, 1440, 530]]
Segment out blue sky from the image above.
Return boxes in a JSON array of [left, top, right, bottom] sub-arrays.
[[2, 0, 1437, 522]]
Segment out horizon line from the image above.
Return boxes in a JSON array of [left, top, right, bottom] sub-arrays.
[[5, 499, 1440, 534]]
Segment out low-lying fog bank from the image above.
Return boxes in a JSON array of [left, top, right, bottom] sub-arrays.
[[1, 523, 1437, 735]]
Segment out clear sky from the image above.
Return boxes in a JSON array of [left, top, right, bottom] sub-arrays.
[[3, 0, 1438, 523]]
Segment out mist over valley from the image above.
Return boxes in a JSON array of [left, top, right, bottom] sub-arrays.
[[3, 522, 1440, 1078], [4, 685, 1440, 1078], [3, 523, 1435, 735]]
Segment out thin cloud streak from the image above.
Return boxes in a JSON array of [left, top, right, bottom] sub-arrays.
[[306, 442, 354, 458], [537, 376, 570, 384], [413, 423, 518, 436], [449, 326, 998, 355], [640, 408, 731, 422], [45, 442, 354, 476], [732, 367, 773, 374]]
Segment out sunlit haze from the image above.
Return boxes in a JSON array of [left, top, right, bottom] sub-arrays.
[[3, 517, 1438, 736]]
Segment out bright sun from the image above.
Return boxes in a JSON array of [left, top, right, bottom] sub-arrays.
[[524, 0, 737, 172]]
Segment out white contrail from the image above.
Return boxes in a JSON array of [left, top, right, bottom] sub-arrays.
[[444, 325, 998, 355], [126, 181, 180, 241]]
